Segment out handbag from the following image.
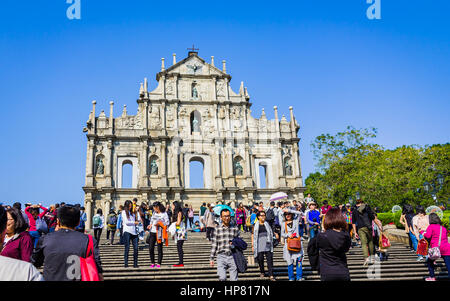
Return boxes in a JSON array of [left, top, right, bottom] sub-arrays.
[[36, 217, 48, 234], [428, 226, 443, 261], [379, 233, 391, 249], [80, 235, 100, 281], [176, 225, 187, 241], [285, 223, 301, 253], [417, 238, 429, 256]]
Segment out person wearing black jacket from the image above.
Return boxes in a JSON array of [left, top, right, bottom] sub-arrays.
[[308, 208, 351, 281], [31, 205, 103, 281], [351, 199, 382, 266]]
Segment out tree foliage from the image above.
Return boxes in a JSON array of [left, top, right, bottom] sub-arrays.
[[311, 126, 378, 170], [306, 127, 449, 212]]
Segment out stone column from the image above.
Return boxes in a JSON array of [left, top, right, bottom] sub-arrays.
[[180, 152, 185, 187], [144, 101, 149, 130], [242, 104, 248, 133], [225, 103, 231, 134], [104, 196, 112, 217], [224, 139, 234, 187], [105, 141, 113, 187], [292, 144, 300, 178], [86, 140, 95, 187], [174, 75, 179, 99], [91, 100, 97, 134], [229, 190, 237, 209], [85, 196, 93, 230], [214, 140, 223, 189], [161, 102, 167, 136], [277, 142, 286, 187], [162, 75, 166, 99], [160, 140, 167, 186], [214, 104, 220, 136], [109, 101, 114, 135], [140, 142, 148, 187], [244, 143, 252, 187], [167, 144, 178, 186], [247, 191, 254, 205], [213, 76, 218, 101], [174, 190, 181, 202], [173, 144, 180, 186], [289, 106, 296, 138]]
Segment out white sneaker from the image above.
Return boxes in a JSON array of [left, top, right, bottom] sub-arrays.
[[363, 258, 370, 266]]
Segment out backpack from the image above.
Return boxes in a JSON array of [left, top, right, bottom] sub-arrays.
[[36, 217, 48, 234], [93, 215, 101, 227], [77, 212, 86, 229], [266, 208, 275, 222], [245, 215, 252, 227], [250, 213, 257, 225], [107, 214, 117, 227]]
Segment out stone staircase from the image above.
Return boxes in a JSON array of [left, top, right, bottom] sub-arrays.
[[96, 231, 449, 281]]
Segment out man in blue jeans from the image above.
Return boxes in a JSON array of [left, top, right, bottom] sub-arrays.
[[306, 202, 321, 239]]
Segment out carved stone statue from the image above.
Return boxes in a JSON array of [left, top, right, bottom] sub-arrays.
[[234, 160, 243, 176], [179, 107, 188, 117], [150, 158, 158, 175], [218, 107, 226, 119], [217, 81, 225, 96], [192, 85, 198, 99], [149, 106, 161, 130], [284, 160, 292, 176], [166, 107, 175, 129], [192, 116, 200, 132], [96, 157, 104, 175]]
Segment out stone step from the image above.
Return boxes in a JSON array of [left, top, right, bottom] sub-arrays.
[[95, 232, 448, 281]]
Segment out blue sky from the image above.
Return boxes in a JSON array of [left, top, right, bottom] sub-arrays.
[[0, 0, 449, 207]]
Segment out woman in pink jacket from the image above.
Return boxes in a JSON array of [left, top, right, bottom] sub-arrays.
[[25, 204, 48, 248], [423, 213, 450, 281]]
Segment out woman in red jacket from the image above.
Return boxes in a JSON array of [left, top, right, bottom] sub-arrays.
[[1, 208, 33, 262]]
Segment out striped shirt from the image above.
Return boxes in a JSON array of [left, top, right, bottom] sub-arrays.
[[210, 224, 240, 260]]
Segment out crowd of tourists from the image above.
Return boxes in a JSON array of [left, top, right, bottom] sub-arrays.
[[0, 194, 449, 281]]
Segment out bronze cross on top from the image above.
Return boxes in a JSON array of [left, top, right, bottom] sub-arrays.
[[187, 44, 199, 52]]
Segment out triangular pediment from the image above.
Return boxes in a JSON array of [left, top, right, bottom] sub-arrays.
[[157, 53, 228, 79]]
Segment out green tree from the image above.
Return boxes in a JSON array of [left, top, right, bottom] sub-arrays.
[[306, 127, 449, 212]]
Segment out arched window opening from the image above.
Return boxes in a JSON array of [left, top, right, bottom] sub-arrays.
[[122, 161, 133, 188], [189, 158, 204, 188], [259, 163, 267, 188]]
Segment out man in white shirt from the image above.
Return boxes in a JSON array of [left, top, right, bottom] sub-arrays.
[[0, 206, 44, 281]]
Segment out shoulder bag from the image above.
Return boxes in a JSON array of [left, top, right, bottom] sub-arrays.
[[428, 226, 442, 261], [80, 235, 100, 281], [285, 223, 301, 253]]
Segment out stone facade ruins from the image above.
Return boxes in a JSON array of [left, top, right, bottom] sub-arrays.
[[82, 51, 305, 229]]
